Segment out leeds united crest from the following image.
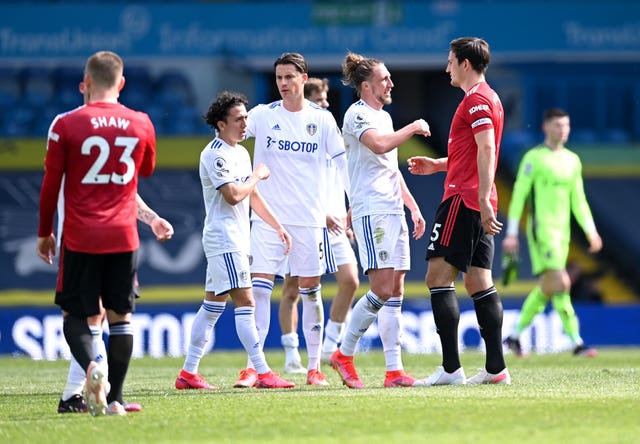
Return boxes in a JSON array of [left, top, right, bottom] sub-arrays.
[[306, 123, 317, 136]]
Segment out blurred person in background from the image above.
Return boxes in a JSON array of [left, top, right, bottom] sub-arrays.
[[502, 108, 602, 358]]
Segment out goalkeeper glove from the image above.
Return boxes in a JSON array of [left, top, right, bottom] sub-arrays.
[[501, 252, 519, 286]]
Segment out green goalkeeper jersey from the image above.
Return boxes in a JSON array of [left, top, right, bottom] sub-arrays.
[[507, 145, 595, 246]]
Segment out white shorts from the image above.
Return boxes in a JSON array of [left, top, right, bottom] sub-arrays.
[[326, 230, 357, 272], [352, 214, 410, 274], [282, 229, 345, 276], [250, 220, 325, 278], [205, 251, 252, 295]]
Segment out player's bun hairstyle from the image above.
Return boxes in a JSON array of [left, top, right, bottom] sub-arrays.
[[449, 37, 491, 74], [341, 52, 382, 97], [274, 52, 308, 74], [304, 77, 329, 99], [204, 91, 248, 131]]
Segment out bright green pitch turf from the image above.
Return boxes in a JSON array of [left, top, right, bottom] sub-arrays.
[[1, 349, 638, 444]]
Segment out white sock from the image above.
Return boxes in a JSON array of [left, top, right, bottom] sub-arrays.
[[322, 320, 344, 355], [90, 326, 107, 377], [247, 278, 273, 369], [300, 285, 323, 370], [235, 306, 270, 374], [183, 300, 225, 374], [62, 326, 104, 400], [62, 358, 86, 400], [281, 332, 302, 364], [378, 296, 403, 371], [340, 290, 383, 356]]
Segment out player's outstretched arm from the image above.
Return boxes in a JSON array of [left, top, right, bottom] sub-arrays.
[[361, 119, 431, 155], [407, 156, 448, 175]]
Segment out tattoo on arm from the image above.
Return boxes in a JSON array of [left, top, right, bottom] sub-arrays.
[[137, 207, 158, 226]]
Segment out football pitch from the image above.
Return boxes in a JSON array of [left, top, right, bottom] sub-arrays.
[[1, 349, 638, 444]]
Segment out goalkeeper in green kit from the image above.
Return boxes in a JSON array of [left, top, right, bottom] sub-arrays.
[[502, 108, 602, 357]]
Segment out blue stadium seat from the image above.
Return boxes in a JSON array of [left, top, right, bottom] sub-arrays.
[[145, 103, 167, 135], [154, 70, 194, 108], [119, 65, 153, 110], [500, 129, 536, 173], [31, 105, 61, 137], [570, 129, 597, 144], [164, 104, 201, 135], [0, 66, 21, 109], [54, 85, 83, 109], [52, 66, 84, 109], [1, 105, 35, 137], [19, 66, 55, 108], [602, 128, 630, 144]]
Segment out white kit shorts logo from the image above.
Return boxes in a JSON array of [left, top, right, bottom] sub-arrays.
[[239, 271, 250, 285]]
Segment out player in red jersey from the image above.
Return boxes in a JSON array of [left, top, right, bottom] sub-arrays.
[[408, 37, 510, 386], [37, 50, 156, 416]]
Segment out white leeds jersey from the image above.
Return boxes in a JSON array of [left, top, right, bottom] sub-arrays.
[[247, 100, 345, 227], [326, 156, 347, 217], [199, 137, 253, 256], [342, 99, 404, 219]]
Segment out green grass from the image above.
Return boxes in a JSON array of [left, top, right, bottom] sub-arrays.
[[1, 349, 638, 443]]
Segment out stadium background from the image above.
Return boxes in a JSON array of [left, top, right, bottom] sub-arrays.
[[1, 0, 639, 357]]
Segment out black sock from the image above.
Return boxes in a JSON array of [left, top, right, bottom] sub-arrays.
[[63, 315, 94, 371], [106, 322, 134, 404], [472, 287, 506, 374], [429, 287, 461, 373]]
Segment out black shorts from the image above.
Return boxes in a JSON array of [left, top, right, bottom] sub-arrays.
[[425, 194, 494, 272], [55, 243, 138, 318]]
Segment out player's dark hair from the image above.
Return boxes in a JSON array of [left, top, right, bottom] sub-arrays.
[[543, 108, 569, 122], [304, 77, 329, 99], [274, 52, 308, 74], [203, 91, 248, 131], [449, 37, 491, 74], [341, 52, 383, 97]]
